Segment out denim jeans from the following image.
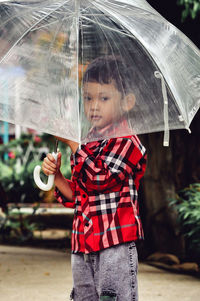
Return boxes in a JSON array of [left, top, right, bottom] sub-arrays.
[[70, 241, 138, 301]]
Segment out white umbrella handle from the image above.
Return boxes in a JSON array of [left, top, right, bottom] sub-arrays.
[[33, 152, 58, 191]]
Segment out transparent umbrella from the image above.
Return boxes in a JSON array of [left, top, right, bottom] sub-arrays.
[[0, 0, 200, 145], [0, 0, 200, 189]]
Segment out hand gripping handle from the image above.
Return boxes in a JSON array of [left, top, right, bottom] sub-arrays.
[[33, 152, 58, 191]]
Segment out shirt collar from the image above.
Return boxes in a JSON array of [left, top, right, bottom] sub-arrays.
[[86, 118, 133, 141], [72, 119, 133, 169]]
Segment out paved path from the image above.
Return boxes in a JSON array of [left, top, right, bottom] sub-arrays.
[[0, 245, 199, 301]]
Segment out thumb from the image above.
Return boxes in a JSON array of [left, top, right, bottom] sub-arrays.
[[56, 152, 62, 168]]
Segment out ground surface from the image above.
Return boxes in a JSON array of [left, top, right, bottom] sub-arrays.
[[0, 245, 200, 301]]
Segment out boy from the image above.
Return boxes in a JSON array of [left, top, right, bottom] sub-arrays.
[[42, 56, 147, 301]]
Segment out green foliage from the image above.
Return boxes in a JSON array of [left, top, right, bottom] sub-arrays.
[[0, 203, 43, 243], [169, 183, 200, 257], [0, 132, 72, 243], [0, 133, 71, 204], [177, 0, 200, 21]]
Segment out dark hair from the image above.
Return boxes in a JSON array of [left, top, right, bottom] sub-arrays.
[[83, 56, 136, 95]]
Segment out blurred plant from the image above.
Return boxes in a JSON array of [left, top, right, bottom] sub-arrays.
[[0, 133, 47, 204], [169, 183, 200, 260], [0, 132, 72, 244], [177, 0, 200, 21], [0, 133, 71, 204], [0, 203, 42, 243]]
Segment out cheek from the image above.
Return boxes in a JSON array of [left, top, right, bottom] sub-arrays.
[[109, 103, 119, 116], [84, 102, 89, 115]]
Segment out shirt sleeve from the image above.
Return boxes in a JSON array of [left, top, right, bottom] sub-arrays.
[[132, 151, 147, 190], [77, 137, 146, 192], [54, 179, 76, 209]]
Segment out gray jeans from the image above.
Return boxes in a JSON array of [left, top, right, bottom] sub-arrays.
[[70, 241, 138, 301]]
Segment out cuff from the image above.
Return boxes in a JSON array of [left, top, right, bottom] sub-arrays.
[[54, 179, 76, 208]]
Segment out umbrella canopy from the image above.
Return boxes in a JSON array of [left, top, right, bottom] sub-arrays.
[[0, 0, 199, 145]]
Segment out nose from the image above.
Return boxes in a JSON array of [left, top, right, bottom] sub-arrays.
[[90, 99, 100, 112]]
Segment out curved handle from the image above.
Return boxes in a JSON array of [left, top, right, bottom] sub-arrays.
[[33, 152, 58, 191]]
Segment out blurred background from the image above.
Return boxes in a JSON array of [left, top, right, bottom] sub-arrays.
[[0, 0, 199, 276]]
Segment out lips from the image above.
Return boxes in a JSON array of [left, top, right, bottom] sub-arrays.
[[90, 115, 101, 121]]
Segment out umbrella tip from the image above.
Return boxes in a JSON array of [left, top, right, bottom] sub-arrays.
[[163, 141, 169, 147]]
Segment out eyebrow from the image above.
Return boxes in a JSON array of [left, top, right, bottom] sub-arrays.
[[83, 91, 111, 96]]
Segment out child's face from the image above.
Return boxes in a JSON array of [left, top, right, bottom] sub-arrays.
[[83, 81, 124, 129]]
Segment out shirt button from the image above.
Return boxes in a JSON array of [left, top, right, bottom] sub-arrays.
[[85, 222, 89, 227], [82, 194, 87, 198]]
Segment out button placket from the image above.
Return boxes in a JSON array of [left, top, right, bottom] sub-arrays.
[[81, 192, 92, 229]]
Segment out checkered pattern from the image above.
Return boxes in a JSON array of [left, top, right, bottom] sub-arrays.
[[90, 192, 121, 215], [55, 135, 146, 254]]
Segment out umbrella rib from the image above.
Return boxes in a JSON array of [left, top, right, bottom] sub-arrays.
[[92, 10, 131, 98], [91, 3, 188, 125], [89, 4, 188, 137], [0, 2, 73, 32], [89, 9, 117, 63], [0, 0, 74, 64], [80, 2, 94, 15], [39, 13, 67, 75], [81, 15, 135, 40], [75, 0, 81, 144], [31, 14, 75, 32]]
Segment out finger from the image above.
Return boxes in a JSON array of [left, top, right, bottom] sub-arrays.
[[42, 162, 56, 173], [44, 156, 57, 168], [57, 152, 62, 159], [47, 153, 57, 163], [42, 161, 57, 174], [42, 166, 55, 176], [56, 152, 62, 166]]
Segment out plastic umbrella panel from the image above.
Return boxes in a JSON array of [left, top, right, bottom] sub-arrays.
[[0, 0, 199, 144]]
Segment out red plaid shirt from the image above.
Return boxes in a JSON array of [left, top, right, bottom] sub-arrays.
[[55, 135, 146, 254]]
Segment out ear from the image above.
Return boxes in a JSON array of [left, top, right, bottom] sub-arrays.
[[122, 93, 135, 112]]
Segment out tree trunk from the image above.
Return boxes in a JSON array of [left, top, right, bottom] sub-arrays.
[[138, 111, 200, 259], [0, 181, 8, 214]]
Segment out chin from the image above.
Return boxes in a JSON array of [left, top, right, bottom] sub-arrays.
[[93, 123, 107, 130], [90, 121, 102, 128]]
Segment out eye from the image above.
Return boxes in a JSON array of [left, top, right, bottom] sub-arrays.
[[101, 97, 109, 101], [84, 96, 92, 101]]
